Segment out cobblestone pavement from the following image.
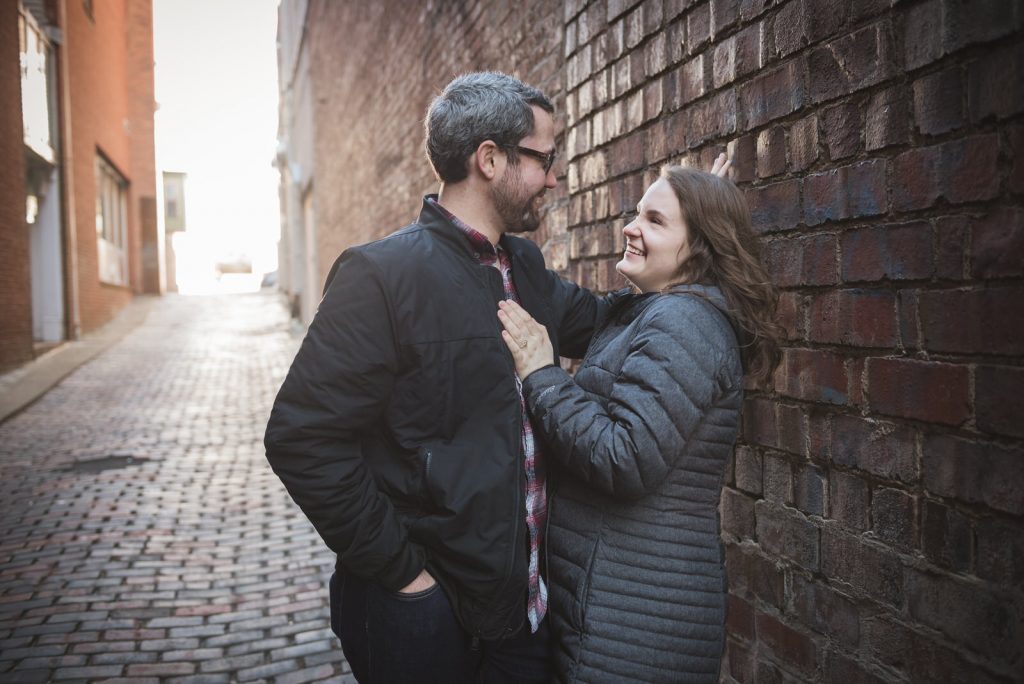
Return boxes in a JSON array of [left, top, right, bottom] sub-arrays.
[[0, 292, 355, 683]]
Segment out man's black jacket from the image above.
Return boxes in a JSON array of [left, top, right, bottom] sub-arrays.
[[264, 197, 607, 639]]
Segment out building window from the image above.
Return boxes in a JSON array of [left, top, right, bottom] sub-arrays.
[[95, 155, 129, 286]]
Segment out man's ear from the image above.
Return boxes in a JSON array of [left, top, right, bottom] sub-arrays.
[[473, 140, 502, 181]]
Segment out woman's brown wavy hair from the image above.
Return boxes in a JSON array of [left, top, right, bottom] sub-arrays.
[[660, 165, 783, 388]]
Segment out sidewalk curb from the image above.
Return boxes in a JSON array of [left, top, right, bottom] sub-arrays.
[[0, 295, 160, 425]]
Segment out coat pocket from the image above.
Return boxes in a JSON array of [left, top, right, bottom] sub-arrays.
[[573, 537, 601, 632]]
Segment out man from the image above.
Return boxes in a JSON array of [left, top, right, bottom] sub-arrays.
[[264, 72, 607, 683]]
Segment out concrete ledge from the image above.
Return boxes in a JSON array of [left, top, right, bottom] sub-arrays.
[[0, 296, 159, 424]]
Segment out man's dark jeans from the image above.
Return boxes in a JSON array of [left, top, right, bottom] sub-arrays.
[[330, 572, 551, 683]]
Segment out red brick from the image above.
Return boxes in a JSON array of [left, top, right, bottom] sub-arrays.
[[673, 54, 705, 107], [776, 403, 806, 456], [712, 35, 736, 88], [892, 134, 1000, 211], [829, 414, 917, 483], [802, 159, 887, 226], [687, 89, 738, 145], [975, 365, 1024, 438], [943, 0, 1021, 53], [807, 289, 897, 348], [906, 568, 1019, 661], [809, 21, 894, 103], [725, 637, 754, 681], [821, 100, 861, 160], [754, 611, 817, 673], [971, 207, 1024, 279], [897, 289, 919, 351], [865, 86, 910, 152], [774, 348, 849, 405], [726, 593, 755, 640], [913, 66, 966, 135], [776, 291, 802, 340], [821, 524, 904, 606], [756, 126, 786, 178], [755, 500, 819, 571], [866, 357, 970, 426], [920, 499, 972, 572], [826, 653, 889, 684], [923, 433, 1024, 516], [790, 574, 860, 647], [746, 179, 801, 234], [738, 57, 806, 129], [765, 234, 838, 287], [935, 215, 969, 280], [843, 222, 933, 280], [918, 286, 1024, 356]]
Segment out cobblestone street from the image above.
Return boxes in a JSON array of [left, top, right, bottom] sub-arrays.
[[0, 292, 354, 682]]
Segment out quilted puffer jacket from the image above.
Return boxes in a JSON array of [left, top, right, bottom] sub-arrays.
[[521, 284, 743, 683]]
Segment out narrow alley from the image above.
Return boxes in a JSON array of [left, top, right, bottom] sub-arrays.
[[0, 292, 354, 682]]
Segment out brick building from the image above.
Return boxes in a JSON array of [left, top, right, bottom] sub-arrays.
[[0, 0, 160, 373], [276, 0, 1023, 681]]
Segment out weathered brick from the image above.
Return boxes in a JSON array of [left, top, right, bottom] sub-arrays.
[[906, 569, 1019, 661], [790, 574, 860, 647], [765, 234, 838, 288], [839, 220, 937, 282], [821, 100, 861, 159], [763, 453, 792, 504], [809, 21, 894, 103], [830, 414, 917, 483], [920, 499, 972, 572], [805, 0, 848, 43], [871, 486, 917, 552], [754, 611, 817, 673], [913, 66, 965, 135], [734, 445, 763, 495], [726, 593, 754, 640], [786, 113, 818, 171], [866, 357, 970, 426], [828, 469, 870, 532], [738, 58, 806, 129], [975, 516, 1024, 587], [771, 0, 807, 59], [803, 159, 887, 226], [808, 289, 897, 348], [975, 365, 1024, 439], [755, 500, 820, 571], [1010, 125, 1024, 194], [746, 179, 801, 234], [825, 652, 889, 684], [902, 0, 943, 71], [971, 207, 1024, 279], [865, 87, 909, 153], [918, 286, 1024, 356], [756, 126, 786, 178], [923, 433, 1024, 516], [822, 524, 904, 606], [724, 543, 785, 610], [892, 134, 1000, 211], [773, 348, 848, 405], [711, 0, 740, 37], [686, 2, 711, 54], [721, 486, 757, 540], [935, 215, 969, 280], [794, 464, 826, 517], [733, 22, 760, 77]]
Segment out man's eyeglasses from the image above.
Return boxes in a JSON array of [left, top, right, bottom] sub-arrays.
[[515, 145, 557, 175]]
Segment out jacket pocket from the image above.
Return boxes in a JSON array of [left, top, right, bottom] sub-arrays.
[[573, 537, 601, 632]]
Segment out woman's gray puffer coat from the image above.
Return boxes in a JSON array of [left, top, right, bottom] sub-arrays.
[[522, 284, 743, 683]]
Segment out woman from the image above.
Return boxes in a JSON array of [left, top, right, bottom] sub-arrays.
[[497, 165, 782, 682]]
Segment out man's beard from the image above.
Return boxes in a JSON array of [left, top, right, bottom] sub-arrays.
[[492, 166, 544, 234]]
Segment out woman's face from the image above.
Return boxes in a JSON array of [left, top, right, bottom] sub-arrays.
[[616, 177, 690, 293]]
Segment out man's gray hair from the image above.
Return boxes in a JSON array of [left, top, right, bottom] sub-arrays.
[[424, 72, 554, 183]]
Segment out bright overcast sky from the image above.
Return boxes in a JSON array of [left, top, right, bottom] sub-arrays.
[[152, 0, 280, 273]]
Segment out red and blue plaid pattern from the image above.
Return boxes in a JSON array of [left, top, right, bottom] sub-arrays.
[[428, 198, 548, 632]]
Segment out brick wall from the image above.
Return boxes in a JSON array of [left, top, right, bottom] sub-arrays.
[[64, 0, 156, 332], [0, 0, 34, 372], [305, 0, 1023, 680]]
